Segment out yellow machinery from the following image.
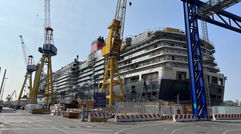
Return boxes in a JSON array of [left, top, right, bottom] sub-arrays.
[[18, 35, 36, 105], [30, 0, 56, 105], [101, 0, 132, 106]]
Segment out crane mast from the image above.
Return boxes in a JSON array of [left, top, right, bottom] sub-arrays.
[[44, 0, 54, 45], [30, 0, 56, 105], [19, 35, 28, 65], [0, 69, 7, 101], [115, 0, 127, 41], [7, 90, 16, 106], [101, 0, 130, 106], [44, 0, 51, 28]]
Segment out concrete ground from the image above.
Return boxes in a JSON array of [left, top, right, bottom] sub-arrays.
[[1, 108, 241, 134]]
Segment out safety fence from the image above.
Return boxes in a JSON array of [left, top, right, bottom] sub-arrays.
[[114, 101, 192, 115], [212, 106, 241, 114]]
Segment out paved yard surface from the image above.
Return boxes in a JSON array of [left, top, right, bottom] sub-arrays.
[[1, 108, 241, 134]]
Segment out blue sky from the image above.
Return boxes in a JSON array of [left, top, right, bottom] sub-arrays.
[[0, 0, 240, 101]]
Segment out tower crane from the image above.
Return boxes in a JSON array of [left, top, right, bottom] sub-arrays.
[[201, 21, 209, 42], [101, 0, 132, 106], [30, 0, 57, 105], [0, 69, 7, 102], [17, 35, 36, 105], [6, 90, 16, 106]]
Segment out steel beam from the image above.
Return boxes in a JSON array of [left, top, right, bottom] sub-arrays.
[[182, 0, 208, 119], [198, 10, 241, 33], [198, 0, 240, 16]]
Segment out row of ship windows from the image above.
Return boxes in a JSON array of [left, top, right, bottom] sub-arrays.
[[123, 32, 189, 57], [121, 41, 212, 65], [149, 49, 187, 57], [119, 55, 188, 71], [120, 42, 187, 61], [119, 50, 188, 67], [145, 42, 186, 52]]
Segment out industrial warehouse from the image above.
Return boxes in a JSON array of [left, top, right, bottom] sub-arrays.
[[0, 0, 241, 134]]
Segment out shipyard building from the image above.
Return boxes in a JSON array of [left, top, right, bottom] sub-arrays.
[[38, 27, 226, 106]]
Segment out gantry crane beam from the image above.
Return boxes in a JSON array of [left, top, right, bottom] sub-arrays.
[[197, 0, 241, 33], [198, 10, 241, 33], [181, 0, 240, 119], [198, 0, 241, 16]]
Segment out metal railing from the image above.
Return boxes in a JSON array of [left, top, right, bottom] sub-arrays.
[[212, 106, 241, 114], [114, 101, 192, 115]]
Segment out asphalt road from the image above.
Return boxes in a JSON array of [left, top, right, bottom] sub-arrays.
[[1, 108, 241, 134]]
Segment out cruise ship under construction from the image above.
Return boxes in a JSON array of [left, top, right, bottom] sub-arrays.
[[37, 27, 226, 106]]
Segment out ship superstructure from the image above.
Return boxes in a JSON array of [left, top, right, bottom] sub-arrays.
[[38, 28, 226, 105]]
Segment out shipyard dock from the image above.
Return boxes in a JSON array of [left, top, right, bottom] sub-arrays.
[[0, 108, 241, 134], [0, 0, 240, 134]]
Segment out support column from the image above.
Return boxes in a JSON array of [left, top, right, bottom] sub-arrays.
[[182, 0, 207, 119], [46, 56, 50, 105], [29, 73, 32, 103], [49, 56, 54, 105], [18, 73, 28, 105], [114, 57, 124, 101], [109, 56, 114, 106], [31, 54, 46, 104]]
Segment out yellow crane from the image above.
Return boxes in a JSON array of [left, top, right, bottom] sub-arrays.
[[30, 0, 56, 105], [101, 0, 132, 106], [18, 35, 36, 105]]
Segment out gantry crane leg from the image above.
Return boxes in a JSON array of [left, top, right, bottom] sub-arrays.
[[182, 0, 207, 119], [114, 56, 124, 101], [18, 72, 33, 105], [46, 56, 50, 105], [31, 54, 46, 104], [29, 73, 32, 102], [45, 55, 54, 105], [101, 56, 124, 106], [18, 73, 28, 105], [31, 54, 54, 105], [101, 59, 110, 93], [49, 56, 54, 105]]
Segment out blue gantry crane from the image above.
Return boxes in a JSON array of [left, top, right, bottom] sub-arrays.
[[181, 0, 241, 119]]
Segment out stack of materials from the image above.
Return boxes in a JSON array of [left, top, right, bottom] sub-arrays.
[[63, 108, 80, 119], [25, 104, 49, 114], [25, 104, 43, 113], [79, 100, 94, 109], [50, 104, 64, 116]]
